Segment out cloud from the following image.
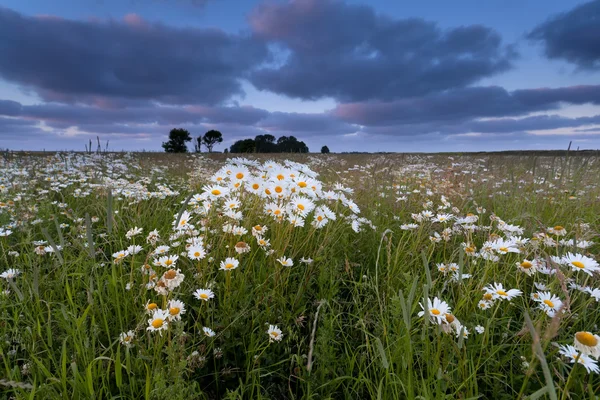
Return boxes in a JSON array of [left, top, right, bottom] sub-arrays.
[[0, 7, 269, 106], [249, 0, 515, 102], [332, 85, 600, 126], [528, 0, 600, 69]]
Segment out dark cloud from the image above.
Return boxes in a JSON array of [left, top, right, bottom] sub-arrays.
[[0, 100, 22, 116], [332, 85, 600, 126], [258, 112, 356, 135], [249, 0, 515, 102], [528, 0, 600, 69], [0, 7, 269, 105]]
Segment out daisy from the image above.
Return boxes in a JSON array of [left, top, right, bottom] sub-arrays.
[[127, 245, 143, 255], [187, 245, 206, 260], [475, 325, 485, 334], [157, 255, 179, 268], [220, 257, 239, 271], [161, 269, 185, 291], [203, 327, 216, 337], [167, 299, 186, 321], [267, 324, 283, 342], [147, 309, 170, 335], [145, 301, 159, 315], [537, 292, 563, 317], [126, 226, 143, 239], [276, 256, 293, 267], [193, 288, 215, 301], [119, 330, 135, 348], [418, 297, 451, 325], [234, 241, 251, 254], [0, 268, 21, 280], [558, 344, 600, 373], [574, 331, 600, 358], [516, 259, 541, 276], [562, 252, 600, 275], [483, 283, 522, 301]]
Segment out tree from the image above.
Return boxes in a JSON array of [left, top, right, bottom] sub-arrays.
[[277, 136, 309, 153], [162, 128, 192, 153], [321, 146, 330, 154], [194, 135, 202, 153], [254, 134, 277, 153], [230, 139, 256, 153], [202, 130, 223, 153]]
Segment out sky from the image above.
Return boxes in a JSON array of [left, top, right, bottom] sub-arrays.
[[1, 0, 600, 152]]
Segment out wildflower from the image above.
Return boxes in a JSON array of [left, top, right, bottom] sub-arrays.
[[146, 229, 160, 245], [267, 324, 283, 342], [475, 325, 485, 334], [574, 331, 600, 358], [478, 300, 493, 310], [126, 226, 143, 239], [558, 344, 599, 373], [203, 327, 216, 337], [418, 297, 451, 324], [276, 256, 293, 267], [0, 268, 21, 280], [157, 254, 179, 268], [127, 245, 143, 255], [145, 301, 159, 314], [220, 257, 239, 271], [537, 292, 563, 317], [562, 253, 600, 275], [112, 250, 129, 263], [119, 330, 135, 348], [187, 245, 206, 260], [483, 283, 522, 301], [167, 299, 186, 321], [516, 259, 541, 276], [147, 309, 170, 335], [194, 288, 215, 301], [548, 225, 567, 236], [300, 257, 313, 264], [161, 269, 185, 291], [234, 241, 251, 254], [153, 245, 170, 256]]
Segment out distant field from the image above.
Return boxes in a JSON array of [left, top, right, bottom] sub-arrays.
[[1, 151, 599, 399]]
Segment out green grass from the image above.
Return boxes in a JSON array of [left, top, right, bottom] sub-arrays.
[[0, 151, 599, 399]]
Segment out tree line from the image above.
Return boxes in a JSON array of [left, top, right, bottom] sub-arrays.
[[162, 128, 330, 153]]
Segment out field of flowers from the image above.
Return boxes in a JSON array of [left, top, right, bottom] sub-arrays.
[[0, 150, 599, 399]]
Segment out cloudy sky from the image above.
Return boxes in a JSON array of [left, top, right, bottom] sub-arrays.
[[1, 0, 600, 152]]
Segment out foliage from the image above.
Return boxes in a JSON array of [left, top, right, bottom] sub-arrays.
[[1, 152, 600, 399], [162, 128, 192, 153], [321, 146, 330, 154], [202, 130, 223, 153], [230, 135, 309, 153]]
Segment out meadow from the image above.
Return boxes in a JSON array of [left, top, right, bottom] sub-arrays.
[[0, 150, 599, 399]]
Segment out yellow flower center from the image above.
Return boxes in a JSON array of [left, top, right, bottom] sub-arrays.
[[234, 182, 241, 188], [543, 299, 554, 308], [554, 225, 564, 231], [151, 319, 164, 329], [236, 173, 244, 179], [124, 336, 131, 342], [499, 247, 508, 252], [165, 259, 173, 266], [271, 331, 279, 337], [194, 252, 200, 257], [572, 261, 585, 269], [147, 303, 157, 310], [169, 307, 180, 316], [483, 293, 493, 301], [445, 314, 455, 323], [225, 263, 234, 269], [317, 215, 323, 221], [265, 189, 272, 195], [164, 270, 177, 279], [297, 204, 305, 210], [276, 174, 284, 181], [274, 209, 281, 215], [576, 332, 598, 347], [496, 290, 507, 297], [430, 308, 441, 315], [252, 183, 259, 190], [275, 186, 283, 193], [200, 293, 208, 299], [465, 247, 475, 253], [298, 182, 307, 188], [520, 261, 532, 269], [211, 189, 221, 196]]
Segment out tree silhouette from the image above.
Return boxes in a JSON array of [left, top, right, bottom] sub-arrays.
[[162, 128, 192, 153], [194, 135, 202, 153], [321, 146, 330, 154], [202, 130, 223, 153], [229, 135, 309, 153]]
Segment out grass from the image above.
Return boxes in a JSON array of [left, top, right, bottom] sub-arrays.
[[0, 151, 599, 399]]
